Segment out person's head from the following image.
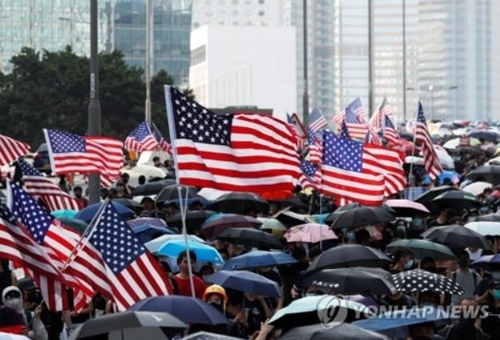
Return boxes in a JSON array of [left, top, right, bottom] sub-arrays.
[[308, 245, 322, 263], [456, 250, 470, 269], [418, 291, 441, 307], [354, 229, 371, 246], [158, 258, 172, 275], [228, 243, 244, 256], [439, 209, 449, 219], [393, 249, 414, 269], [458, 298, 478, 326], [198, 264, 215, 281], [203, 284, 228, 313], [17, 278, 41, 306], [2, 286, 23, 312], [153, 157, 161, 167], [58, 174, 66, 184], [107, 188, 118, 199], [408, 321, 435, 340], [138, 175, 146, 185], [176, 250, 197, 275], [73, 186, 83, 198], [420, 257, 437, 273], [115, 183, 125, 197], [121, 172, 130, 184], [411, 215, 425, 228], [141, 197, 155, 211]]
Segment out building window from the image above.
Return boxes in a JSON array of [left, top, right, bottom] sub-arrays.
[[190, 45, 206, 66]]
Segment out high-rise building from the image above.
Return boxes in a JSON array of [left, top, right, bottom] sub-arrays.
[[0, 0, 107, 74]]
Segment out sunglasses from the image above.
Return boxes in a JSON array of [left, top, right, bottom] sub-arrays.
[[4, 291, 21, 300]]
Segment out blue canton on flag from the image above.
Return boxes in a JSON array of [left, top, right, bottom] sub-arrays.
[[323, 133, 363, 172], [345, 107, 361, 124], [47, 130, 86, 153], [129, 122, 153, 143], [18, 158, 42, 176], [340, 121, 351, 139]]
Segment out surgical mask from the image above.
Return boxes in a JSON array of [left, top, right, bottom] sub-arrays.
[[412, 219, 423, 227], [347, 232, 355, 241], [493, 289, 500, 300], [4, 298, 23, 312], [405, 259, 414, 270], [208, 302, 224, 313]]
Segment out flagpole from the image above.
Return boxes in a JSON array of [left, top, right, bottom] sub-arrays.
[[178, 186, 196, 298], [408, 104, 419, 190]]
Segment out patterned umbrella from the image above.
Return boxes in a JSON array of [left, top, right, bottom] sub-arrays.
[[389, 269, 464, 295]]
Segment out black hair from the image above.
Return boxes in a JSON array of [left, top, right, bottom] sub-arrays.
[[355, 229, 371, 244], [393, 248, 413, 261], [308, 245, 323, 261], [177, 250, 197, 265], [73, 186, 82, 192]]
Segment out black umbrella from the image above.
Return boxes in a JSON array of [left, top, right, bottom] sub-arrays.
[[273, 210, 314, 227], [305, 244, 392, 274], [68, 311, 187, 340], [303, 267, 396, 295], [389, 269, 464, 295], [414, 185, 457, 205], [466, 165, 500, 185], [330, 206, 395, 230], [216, 227, 284, 249], [182, 332, 241, 340], [324, 203, 361, 224], [166, 210, 216, 233], [468, 130, 499, 143], [280, 323, 390, 340], [155, 185, 200, 205], [208, 192, 269, 215], [429, 190, 484, 210], [457, 146, 484, 156], [475, 214, 500, 222], [421, 224, 492, 250], [112, 198, 145, 214], [386, 239, 455, 261], [200, 214, 262, 239], [132, 179, 177, 196], [273, 197, 308, 211]]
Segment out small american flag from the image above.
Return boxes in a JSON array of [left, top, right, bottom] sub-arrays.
[[383, 115, 401, 147], [8, 182, 94, 311], [17, 158, 79, 211], [43, 130, 123, 188], [0, 135, 30, 166], [152, 123, 172, 154], [345, 107, 369, 140], [331, 97, 366, 125], [166, 86, 300, 193], [308, 108, 328, 133], [124, 121, 159, 152], [308, 128, 322, 165], [415, 102, 443, 180], [66, 200, 171, 311], [369, 97, 394, 129], [299, 160, 321, 190], [0, 203, 68, 311]]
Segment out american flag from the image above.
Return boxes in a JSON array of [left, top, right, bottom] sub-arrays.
[[124, 121, 159, 152], [362, 144, 406, 196], [369, 97, 394, 129], [340, 121, 351, 139], [308, 108, 328, 133], [166, 86, 300, 193], [17, 158, 79, 211], [0, 203, 69, 311], [415, 102, 443, 180], [0, 134, 30, 166], [384, 115, 401, 147], [66, 200, 171, 311], [321, 131, 385, 206], [152, 123, 172, 154], [7, 182, 94, 311], [287, 113, 305, 150], [299, 160, 321, 190], [308, 128, 322, 165], [344, 107, 370, 141], [331, 97, 366, 125], [43, 130, 124, 188]]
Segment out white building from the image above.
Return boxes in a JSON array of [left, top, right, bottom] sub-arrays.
[[189, 25, 296, 118]]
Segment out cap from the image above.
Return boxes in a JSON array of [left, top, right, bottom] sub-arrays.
[[17, 278, 37, 291]]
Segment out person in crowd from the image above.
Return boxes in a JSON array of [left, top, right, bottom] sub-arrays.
[[115, 183, 126, 198], [107, 188, 118, 199], [438, 298, 491, 339], [173, 250, 207, 299], [390, 249, 414, 273], [198, 264, 215, 282], [380, 291, 415, 308], [451, 251, 481, 305], [73, 186, 88, 210], [137, 175, 146, 186], [0, 303, 26, 335], [118, 173, 134, 198], [228, 244, 247, 258], [354, 228, 371, 246], [243, 293, 272, 336], [257, 267, 284, 311], [290, 245, 322, 299], [139, 197, 157, 217], [418, 291, 441, 307], [409, 214, 427, 239], [225, 290, 250, 338], [428, 209, 449, 228], [407, 321, 442, 340], [0, 260, 11, 294], [62, 289, 93, 339], [153, 157, 163, 168], [58, 175, 70, 193], [218, 248, 230, 262], [420, 257, 438, 273], [476, 280, 500, 339]]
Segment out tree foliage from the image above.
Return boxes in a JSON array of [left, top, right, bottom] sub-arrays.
[[0, 46, 190, 147]]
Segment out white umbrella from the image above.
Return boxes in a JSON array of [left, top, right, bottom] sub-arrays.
[[434, 148, 454, 170], [130, 164, 166, 179], [462, 182, 492, 196], [465, 221, 500, 236], [197, 188, 230, 201], [443, 138, 460, 149]]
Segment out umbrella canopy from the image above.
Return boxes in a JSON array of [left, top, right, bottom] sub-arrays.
[[56, 217, 88, 234], [305, 245, 392, 274], [330, 206, 395, 230], [422, 224, 492, 250], [205, 270, 282, 297], [462, 181, 493, 196], [470, 254, 500, 271], [68, 311, 187, 340], [207, 192, 269, 215], [468, 130, 499, 142], [475, 214, 500, 222], [166, 211, 216, 233], [145, 234, 206, 254], [324, 203, 362, 224], [200, 214, 262, 239], [273, 210, 314, 227], [466, 165, 500, 185], [112, 198, 144, 213], [414, 185, 456, 204], [465, 221, 500, 236], [284, 223, 338, 243], [280, 323, 390, 340], [128, 296, 228, 326], [304, 267, 395, 295], [422, 171, 461, 186], [131, 224, 173, 244], [157, 239, 224, 264], [268, 295, 375, 329], [216, 227, 284, 249], [384, 199, 430, 217], [443, 137, 480, 149], [430, 190, 483, 210], [51, 209, 78, 219], [128, 217, 167, 228], [221, 250, 297, 270], [257, 217, 287, 237], [132, 179, 176, 196], [181, 332, 241, 340], [155, 185, 200, 206], [389, 269, 464, 295], [74, 201, 135, 223], [386, 239, 455, 261]]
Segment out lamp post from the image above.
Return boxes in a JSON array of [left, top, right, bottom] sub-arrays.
[[145, 0, 153, 125], [402, 0, 407, 122], [302, 0, 309, 129]]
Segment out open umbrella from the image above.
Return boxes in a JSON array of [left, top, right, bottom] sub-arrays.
[[470, 254, 500, 271], [465, 221, 500, 236], [68, 311, 187, 340], [414, 185, 456, 204], [112, 198, 144, 214], [384, 199, 430, 217], [155, 185, 200, 206], [200, 214, 262, 239], [208, 192, 269, 215], [330, 206, 395, 230], [284, 223, 338, 243], [304, 267, 395, 295], [51, 209, 78, 219], [475, 214, 500, 222], [422, 225, 492, 250], [385, 239, 455, 261], [216, 228, 284, 249], [430, 190, 483, 210], [221, 250, 297, 270], [157, 239, 224, 264], [205, 270, 282, 297], [273, 210, 314, 227], [468, 130, 499, 142], [466, 165, 500, 185], [462, 181, 493, 196], [128, 217, 167, 228], [324, 203, 361, 224], [132, 179, 176, 196], [56, 217, 88, 234], [131, 224, 173, 244], [166, 211, 216, 232], [305, 245, 392, 274], [74, 201, 135, 223], [145, 234, 206, 254], [389, 269, 464, 295], [129, 296, 228, 326], [258, 218, 287, 237], [281, 323, 389, 340], [181, 332, 241, 340]]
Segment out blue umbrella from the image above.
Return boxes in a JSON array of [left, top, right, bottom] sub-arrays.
[[131, 224, 174, 244], [74, 201, 135, 222], [157, 239, 224, 265], [221, 250, 297, 270], [471, 254, 500, 270], [51, 209, 78, 219], [129, 296, 228, 326], [205, 270, 282, 298], [353, 307, 450, 339], [422, 171, 460, 186]]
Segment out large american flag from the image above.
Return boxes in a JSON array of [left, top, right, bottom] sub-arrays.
[[0, 203, 68, 311], [362, 144, 406, 196], [321, 131, 385, 206], [307, 128, 322, 165], [66, 201, 171, 311], [308, 108, 328, 133], [415, 102, 443, 180], [124, 121, 159, 152], [43, 130, 124, 188], [166, 86, 300, 193], [17, 158, 79, 211], [0, 134, 30, 166], [287, 113, 305, 150], [299, 160, 321, 190], [7, 182, 94, 311], [331, 97, 366, 125]]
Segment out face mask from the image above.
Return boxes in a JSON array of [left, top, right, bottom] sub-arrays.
[[347, 233, 355, 241], [208, 302, 224, 313], [4, 298, 23, 312], [493, 289, 500, 300], [405, 259, 414, 270], [412, 219, 423, 227]]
